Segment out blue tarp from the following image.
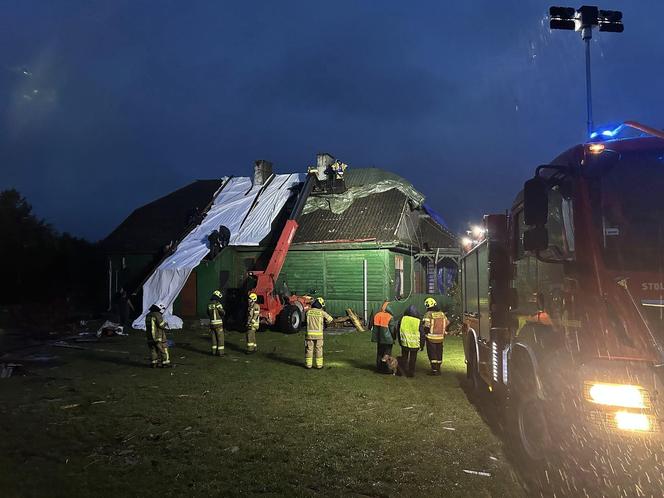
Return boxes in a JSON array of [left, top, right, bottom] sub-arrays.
[[422, 203, 449, 229]]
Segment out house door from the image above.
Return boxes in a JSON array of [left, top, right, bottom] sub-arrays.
[[180, 271, 197, 317]]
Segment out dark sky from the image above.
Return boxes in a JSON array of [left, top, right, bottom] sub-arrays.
[[2, 1, 662, 241]]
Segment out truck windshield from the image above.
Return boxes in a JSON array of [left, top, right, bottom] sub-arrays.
[[589, 149, 664, 272]]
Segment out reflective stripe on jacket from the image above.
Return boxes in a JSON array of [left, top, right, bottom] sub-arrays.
[[306, 308, 333, 339], [207, 301, 224, 326], [423, 310, 447, 343], [399, 315, 421, 348], [146, 311, 166, 342], [247, 303, 260, 328]]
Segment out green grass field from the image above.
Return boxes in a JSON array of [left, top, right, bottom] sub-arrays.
[[0, 327, 524, 497]]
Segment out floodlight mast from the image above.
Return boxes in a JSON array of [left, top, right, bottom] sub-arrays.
[[549, 6, 624, 137]]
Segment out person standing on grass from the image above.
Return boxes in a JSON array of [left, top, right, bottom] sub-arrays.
[[305, 297, 333, 369], [145, 303, 171, 368], [207, 290, 225, 357], [422, 297, 448, 376], [398, 305, 422, 377], [246, 292, 260, 354], [371, 300, 396, 374]]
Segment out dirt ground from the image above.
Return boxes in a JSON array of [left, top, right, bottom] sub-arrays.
[[0, 326, 525, 497]]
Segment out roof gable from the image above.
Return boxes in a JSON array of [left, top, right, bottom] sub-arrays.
[[102, 180, 223, 253]]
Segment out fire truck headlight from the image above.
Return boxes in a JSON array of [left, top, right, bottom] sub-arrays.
[[615, 411, 652, 432], [584, 382, 649, 409]]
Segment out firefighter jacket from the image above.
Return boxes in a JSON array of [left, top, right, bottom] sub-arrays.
[[371, 302, 396, 344], [422, 308, 448, 344], [399, 315, 422, 349], [146, 311, 166, 342], [306, 308, 333, 339], [207, 300, 225, 327], [247, 302, 260, 329]]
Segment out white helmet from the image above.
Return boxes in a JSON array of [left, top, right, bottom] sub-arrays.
[[157, 303, 167, 313]]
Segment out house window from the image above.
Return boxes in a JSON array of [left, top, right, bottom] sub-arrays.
[[395, 255, 404, 298]]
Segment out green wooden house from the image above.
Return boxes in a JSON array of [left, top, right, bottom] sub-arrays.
[[103, 166, 459, 324]]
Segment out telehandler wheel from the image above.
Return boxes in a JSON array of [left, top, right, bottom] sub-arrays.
[[280, 305, 302, 334]]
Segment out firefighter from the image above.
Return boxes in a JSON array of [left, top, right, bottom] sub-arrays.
[[305, 297, 333, 369], [207, 290, 225, 357], [422, 297, 448, 375], [145, 303, 171, 368], [398, 305, 422, 377], [246, 292, 260, 354], [371, 301, 396, 374]]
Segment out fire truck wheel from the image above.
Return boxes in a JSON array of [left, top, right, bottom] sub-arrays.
[[279, 305, 302, 334], [515, 392, 553, 461], [467, 344, 483, 393]]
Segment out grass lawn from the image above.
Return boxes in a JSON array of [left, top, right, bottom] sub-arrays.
[[0, 326, 525, 497]]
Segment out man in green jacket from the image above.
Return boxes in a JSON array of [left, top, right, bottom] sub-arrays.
[[371, 301, 396, 374], [145, 303, 170, 368]]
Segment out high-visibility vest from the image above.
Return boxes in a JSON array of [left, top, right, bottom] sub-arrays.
[[373, 311, 392, 328], [399, 315, 421, 348]]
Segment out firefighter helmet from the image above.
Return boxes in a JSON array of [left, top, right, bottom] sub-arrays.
[[157, 303, 167, 313], [248, 292, 258, 302], [212, 290, 223, 299], [424, 297, 437, 309], [316, 297, 325, 308]]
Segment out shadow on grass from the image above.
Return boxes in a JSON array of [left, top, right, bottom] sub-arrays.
[[264, 352, 303, 368], [177, 342, 210, 356], [345, 358, 378, 373], [87, 351, 148, 368]]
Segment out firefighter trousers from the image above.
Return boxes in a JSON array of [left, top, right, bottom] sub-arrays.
[[305, 338, 324, 369], [426, 340, 443, 373], [210, 325, 224, 355], [246, 326, 258, 352], [147, 339, 170, 366]]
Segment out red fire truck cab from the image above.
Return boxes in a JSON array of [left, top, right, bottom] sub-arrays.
[[463, 122, 664, 459]]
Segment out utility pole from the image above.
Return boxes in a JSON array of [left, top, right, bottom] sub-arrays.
[[549, 6, 624, 137]]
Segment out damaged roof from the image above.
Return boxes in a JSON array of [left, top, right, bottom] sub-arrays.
[[102, 179, 224, 253], [295, 167, 457, 248], [294, 188, 407, 244]]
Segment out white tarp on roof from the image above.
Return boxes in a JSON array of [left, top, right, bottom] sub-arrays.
[[133, 173, 303, 330]]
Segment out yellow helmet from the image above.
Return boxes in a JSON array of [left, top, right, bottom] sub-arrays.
[[424, 297, 437, 309], [213, 290, 223, 299], [248, 292, 258, 302], [316, 297, 325, 307]]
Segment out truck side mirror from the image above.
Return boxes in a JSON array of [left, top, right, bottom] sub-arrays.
[[523, 226, 548, 252], [524, 177, 548, 226]]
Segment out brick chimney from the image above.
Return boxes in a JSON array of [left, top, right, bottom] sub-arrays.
[[254, 160, 273, 186]]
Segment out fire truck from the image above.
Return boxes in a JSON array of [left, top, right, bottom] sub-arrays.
[[462, 121, 664, 459]]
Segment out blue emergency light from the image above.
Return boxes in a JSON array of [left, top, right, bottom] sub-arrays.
[[589, 123, 624, 140]]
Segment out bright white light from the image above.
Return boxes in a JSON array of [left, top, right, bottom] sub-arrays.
[[615, 411, 651, 432], [471, 225, 485, 238], [461, 237, 473, 247], [586, 382, 646, 409]]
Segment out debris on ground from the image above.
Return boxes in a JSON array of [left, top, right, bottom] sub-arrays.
[[346, 308, 366, 332], [463, 469, 492, 477], [96, 321, 127, 338], [442, 427, 456, 431], [61, 404, 80, 410]]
